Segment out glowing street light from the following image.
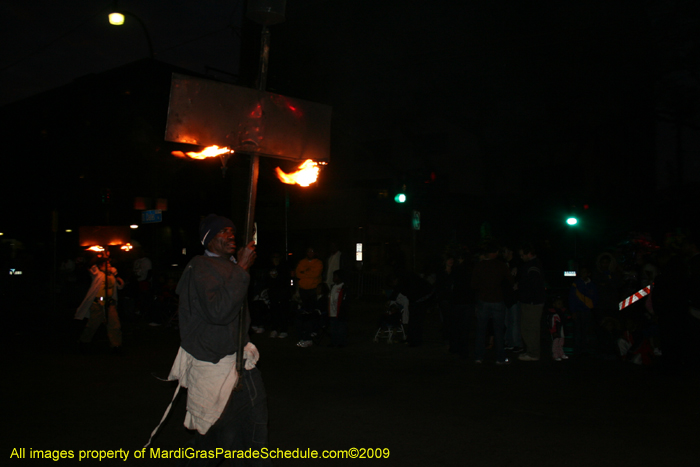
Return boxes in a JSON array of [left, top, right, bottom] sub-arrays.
[[108, 12, 125, 25], [107, 5, 154, 59], [566, 217, 578, 226]]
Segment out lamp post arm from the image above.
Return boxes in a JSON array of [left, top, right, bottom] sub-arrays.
[[122, 11, 155, 59]]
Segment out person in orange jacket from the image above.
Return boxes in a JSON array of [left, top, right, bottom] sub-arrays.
[[295, 247, 324, 312]]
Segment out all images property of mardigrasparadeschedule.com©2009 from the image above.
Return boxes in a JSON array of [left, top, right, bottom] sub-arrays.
[[9, 447, 392, 461]]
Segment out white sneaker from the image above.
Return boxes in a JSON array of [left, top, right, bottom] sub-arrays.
[[255, 327, 265, 334], [278, 332, 288, 338], [297, 340, 313, 348], [269, 331, 278, 338]]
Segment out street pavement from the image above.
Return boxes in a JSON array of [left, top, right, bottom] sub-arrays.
[[5, 297, 699, 466]]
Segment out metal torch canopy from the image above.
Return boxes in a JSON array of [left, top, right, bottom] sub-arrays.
[[165, 74, 331, 164]]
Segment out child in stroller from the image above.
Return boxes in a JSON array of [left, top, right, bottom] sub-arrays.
[[374, 291, 408, 343]]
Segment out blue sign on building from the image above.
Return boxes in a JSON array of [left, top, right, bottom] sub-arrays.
[[142, 210, 162, 224]]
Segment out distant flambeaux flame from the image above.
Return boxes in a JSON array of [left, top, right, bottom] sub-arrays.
[[121, 243, 133, 251], [87, 246, 105, 252], [275, 160, 319, 187], [171, 145, 233, 160]]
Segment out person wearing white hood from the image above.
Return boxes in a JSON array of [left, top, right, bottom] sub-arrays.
[[75, 256, 123, 353]]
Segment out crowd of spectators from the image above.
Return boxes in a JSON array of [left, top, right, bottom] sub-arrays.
[[409, 232, 700, 371], [361, 231, 699, 375], [68, 230, 699, 375]]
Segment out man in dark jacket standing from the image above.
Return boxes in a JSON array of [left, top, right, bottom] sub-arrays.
[[471, 242, 514, 364], [150, 214, 271, 466], [517, 244, 546, 361]]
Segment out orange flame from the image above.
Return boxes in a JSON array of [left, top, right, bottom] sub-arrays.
[[171, 145, 233, 160], [121, 243, 133, 251], [275, 160, 320, 187], [87, 245, 104, 252]]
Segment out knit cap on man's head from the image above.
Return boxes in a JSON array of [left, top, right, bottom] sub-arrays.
[[199, 214, 236, 249]]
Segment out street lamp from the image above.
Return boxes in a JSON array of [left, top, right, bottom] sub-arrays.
[[108, 12, 125, 25], [108, 4, 154, 59], [566, 217, 578, 226]]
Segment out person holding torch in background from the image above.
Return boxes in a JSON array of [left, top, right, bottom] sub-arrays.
[[75, 256, 124, 353]]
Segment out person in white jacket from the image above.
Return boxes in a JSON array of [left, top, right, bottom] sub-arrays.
[[75, 257, 123, 351]]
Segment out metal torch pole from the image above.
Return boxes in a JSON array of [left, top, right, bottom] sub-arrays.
[[235, 24, 270, 389]]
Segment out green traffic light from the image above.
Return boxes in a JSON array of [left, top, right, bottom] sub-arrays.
[[566, 217, 578, 226], [394, 193, 406, 203]]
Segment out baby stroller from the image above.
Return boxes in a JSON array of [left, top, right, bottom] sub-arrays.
[[374, 300, 406, 344]]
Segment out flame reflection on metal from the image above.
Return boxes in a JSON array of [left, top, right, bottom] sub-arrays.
[[171, 145, 233, 160], [165, 74, 331, 163]]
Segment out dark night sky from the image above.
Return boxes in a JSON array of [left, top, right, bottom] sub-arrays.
[[1, 0, 698, 260], [1, 0, 246, 106]]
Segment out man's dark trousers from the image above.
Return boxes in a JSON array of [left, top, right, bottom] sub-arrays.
[[179, 366, 271, 466]]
